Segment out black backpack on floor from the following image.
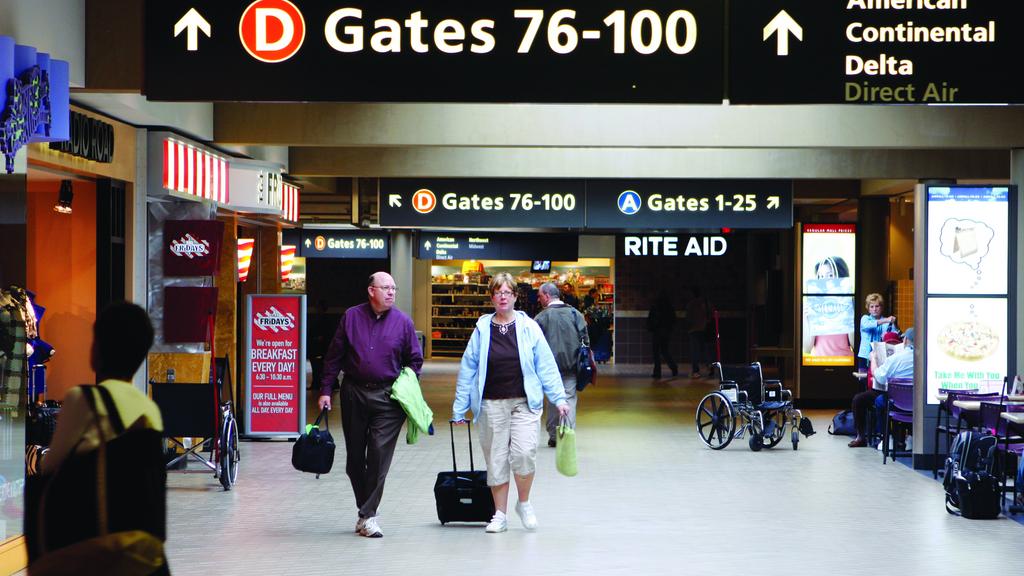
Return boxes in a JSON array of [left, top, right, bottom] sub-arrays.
[[943, 430, 1001, 519]]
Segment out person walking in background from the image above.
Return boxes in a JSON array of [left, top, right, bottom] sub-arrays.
[[685, 287, 711, 378], [647, 290, 678, 378], [452, 273, 569, 533], [857, 293, 896, 373], [535, 282, 589, 448], [319, 272, 423, 538]]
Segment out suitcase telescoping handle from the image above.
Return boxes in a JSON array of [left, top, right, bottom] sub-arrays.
[[449, 420, 476, 473]]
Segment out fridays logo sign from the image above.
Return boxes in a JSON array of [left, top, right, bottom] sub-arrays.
[[163, 219, 225, 277], [169, 233, 211, 259], [254, 306, 296, 332]]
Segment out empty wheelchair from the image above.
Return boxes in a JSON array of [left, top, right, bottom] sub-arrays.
[[696, 362, 806, 451]]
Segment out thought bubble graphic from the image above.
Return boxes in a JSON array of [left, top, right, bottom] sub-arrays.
[[939, 218, 994, 271]]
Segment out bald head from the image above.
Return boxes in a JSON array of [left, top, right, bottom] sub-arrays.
[[539, 282, 560, 298], [367, 271, 397, 314], [538, 282, 561, 308]]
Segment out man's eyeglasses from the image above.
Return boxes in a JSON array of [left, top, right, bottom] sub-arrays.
[[493, 291, 515, 297], [372, 285, 398, 293]]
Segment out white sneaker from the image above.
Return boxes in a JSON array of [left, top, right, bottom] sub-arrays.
[[360, 516, 383, 538], [485, 511, 507, 533], [515, 501, 538, 531], [355, 517, 366, 533]]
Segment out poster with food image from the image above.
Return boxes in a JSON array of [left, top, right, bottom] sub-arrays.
[[926, 297, 1007, 405], [802, 224, 856, 295], [802, 296, 856, 366], [926, 186, 1009, 295]]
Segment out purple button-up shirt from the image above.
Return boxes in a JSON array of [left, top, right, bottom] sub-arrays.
[[320, 302, 423, 397]]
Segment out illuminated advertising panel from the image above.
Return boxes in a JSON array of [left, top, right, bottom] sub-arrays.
[[926, 186, 1009, 295], [802, 296, 856, 367], [245, 294, 307, 437], [801, 224, 856, 366], [926, 297, 1007, 403], [925, 184, 1015, 405], [802, 224, 856, 295]]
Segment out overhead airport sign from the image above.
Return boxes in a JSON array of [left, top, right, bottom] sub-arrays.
[[381, 178, 586, 228], [287, 229, 390, 259], [729, 0, 1023, 104], [144, 0, 725, 103], [585, 179, 793, 229], [417, 232, 579, 261]]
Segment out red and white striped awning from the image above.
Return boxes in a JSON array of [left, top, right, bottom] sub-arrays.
[[162, 138, 230, 205], [282, 182, 300, 222]]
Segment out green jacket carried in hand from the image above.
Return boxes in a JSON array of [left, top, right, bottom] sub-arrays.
[[391, 366, 433, 444]]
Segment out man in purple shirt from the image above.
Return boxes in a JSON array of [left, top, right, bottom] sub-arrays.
[[319, 271, 423, 538]]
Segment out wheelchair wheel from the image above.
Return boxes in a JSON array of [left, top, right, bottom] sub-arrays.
[[219, 416, 239, 490], [696, 392, 736, 450], [792, 429, 799, 451], [761, 411, 787, 449]]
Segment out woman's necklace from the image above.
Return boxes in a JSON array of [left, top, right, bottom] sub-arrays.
[[492, 316, 516, 335]]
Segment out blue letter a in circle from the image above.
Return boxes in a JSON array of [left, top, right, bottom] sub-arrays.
[[617, 190, 641, 215]]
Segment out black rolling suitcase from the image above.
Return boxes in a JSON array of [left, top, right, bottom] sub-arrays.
[[434, 421, 494, 524]]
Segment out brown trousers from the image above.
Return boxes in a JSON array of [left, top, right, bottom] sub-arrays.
[[340, 379, 407, 519]]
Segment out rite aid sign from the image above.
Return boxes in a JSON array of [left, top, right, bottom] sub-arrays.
[[621, 235, 728, 257]]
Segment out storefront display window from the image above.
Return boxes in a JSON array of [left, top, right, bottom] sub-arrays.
[[429, 259, 613, 358], [0, 287, 29, 542]]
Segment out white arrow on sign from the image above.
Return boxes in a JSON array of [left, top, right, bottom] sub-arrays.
[[304, 238, 312, 248], [424, 241, 432, 251], [767, 196, 780, 209], [174, 8, 211, 52], [763, 10, 802, 56], [388, 194, 402, 208]]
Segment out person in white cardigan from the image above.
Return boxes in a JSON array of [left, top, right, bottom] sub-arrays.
[[452, 272, 568, 534]]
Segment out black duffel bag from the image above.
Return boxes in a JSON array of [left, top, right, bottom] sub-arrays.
[[827, 409, 856, 436], [292, 408, 336, 479]]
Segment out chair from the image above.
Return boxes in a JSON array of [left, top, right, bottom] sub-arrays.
[[978, 401, 1024, 509], [932, 390, 1003, 479], [883, 380, 914, 464]]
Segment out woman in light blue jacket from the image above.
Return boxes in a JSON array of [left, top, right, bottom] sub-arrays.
[[453, 273, 568, 534]]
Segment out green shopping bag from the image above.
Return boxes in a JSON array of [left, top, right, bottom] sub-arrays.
[[555, 419, 577, 477]]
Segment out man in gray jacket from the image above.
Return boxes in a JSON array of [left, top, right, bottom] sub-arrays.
[[535, 282, 590, 447]]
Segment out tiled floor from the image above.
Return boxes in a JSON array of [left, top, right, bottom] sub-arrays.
[[155, 361, 1024, 575]]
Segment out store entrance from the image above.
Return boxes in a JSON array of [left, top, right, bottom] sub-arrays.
[[303, 258, 390, 387], [427, 258, 614, 361]]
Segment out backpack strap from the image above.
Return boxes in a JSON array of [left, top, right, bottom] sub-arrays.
[[573, 307, 590, 346], [92, 384, 125, 435], [77, 385, 112, 535], [80, 386, 109, 443]]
